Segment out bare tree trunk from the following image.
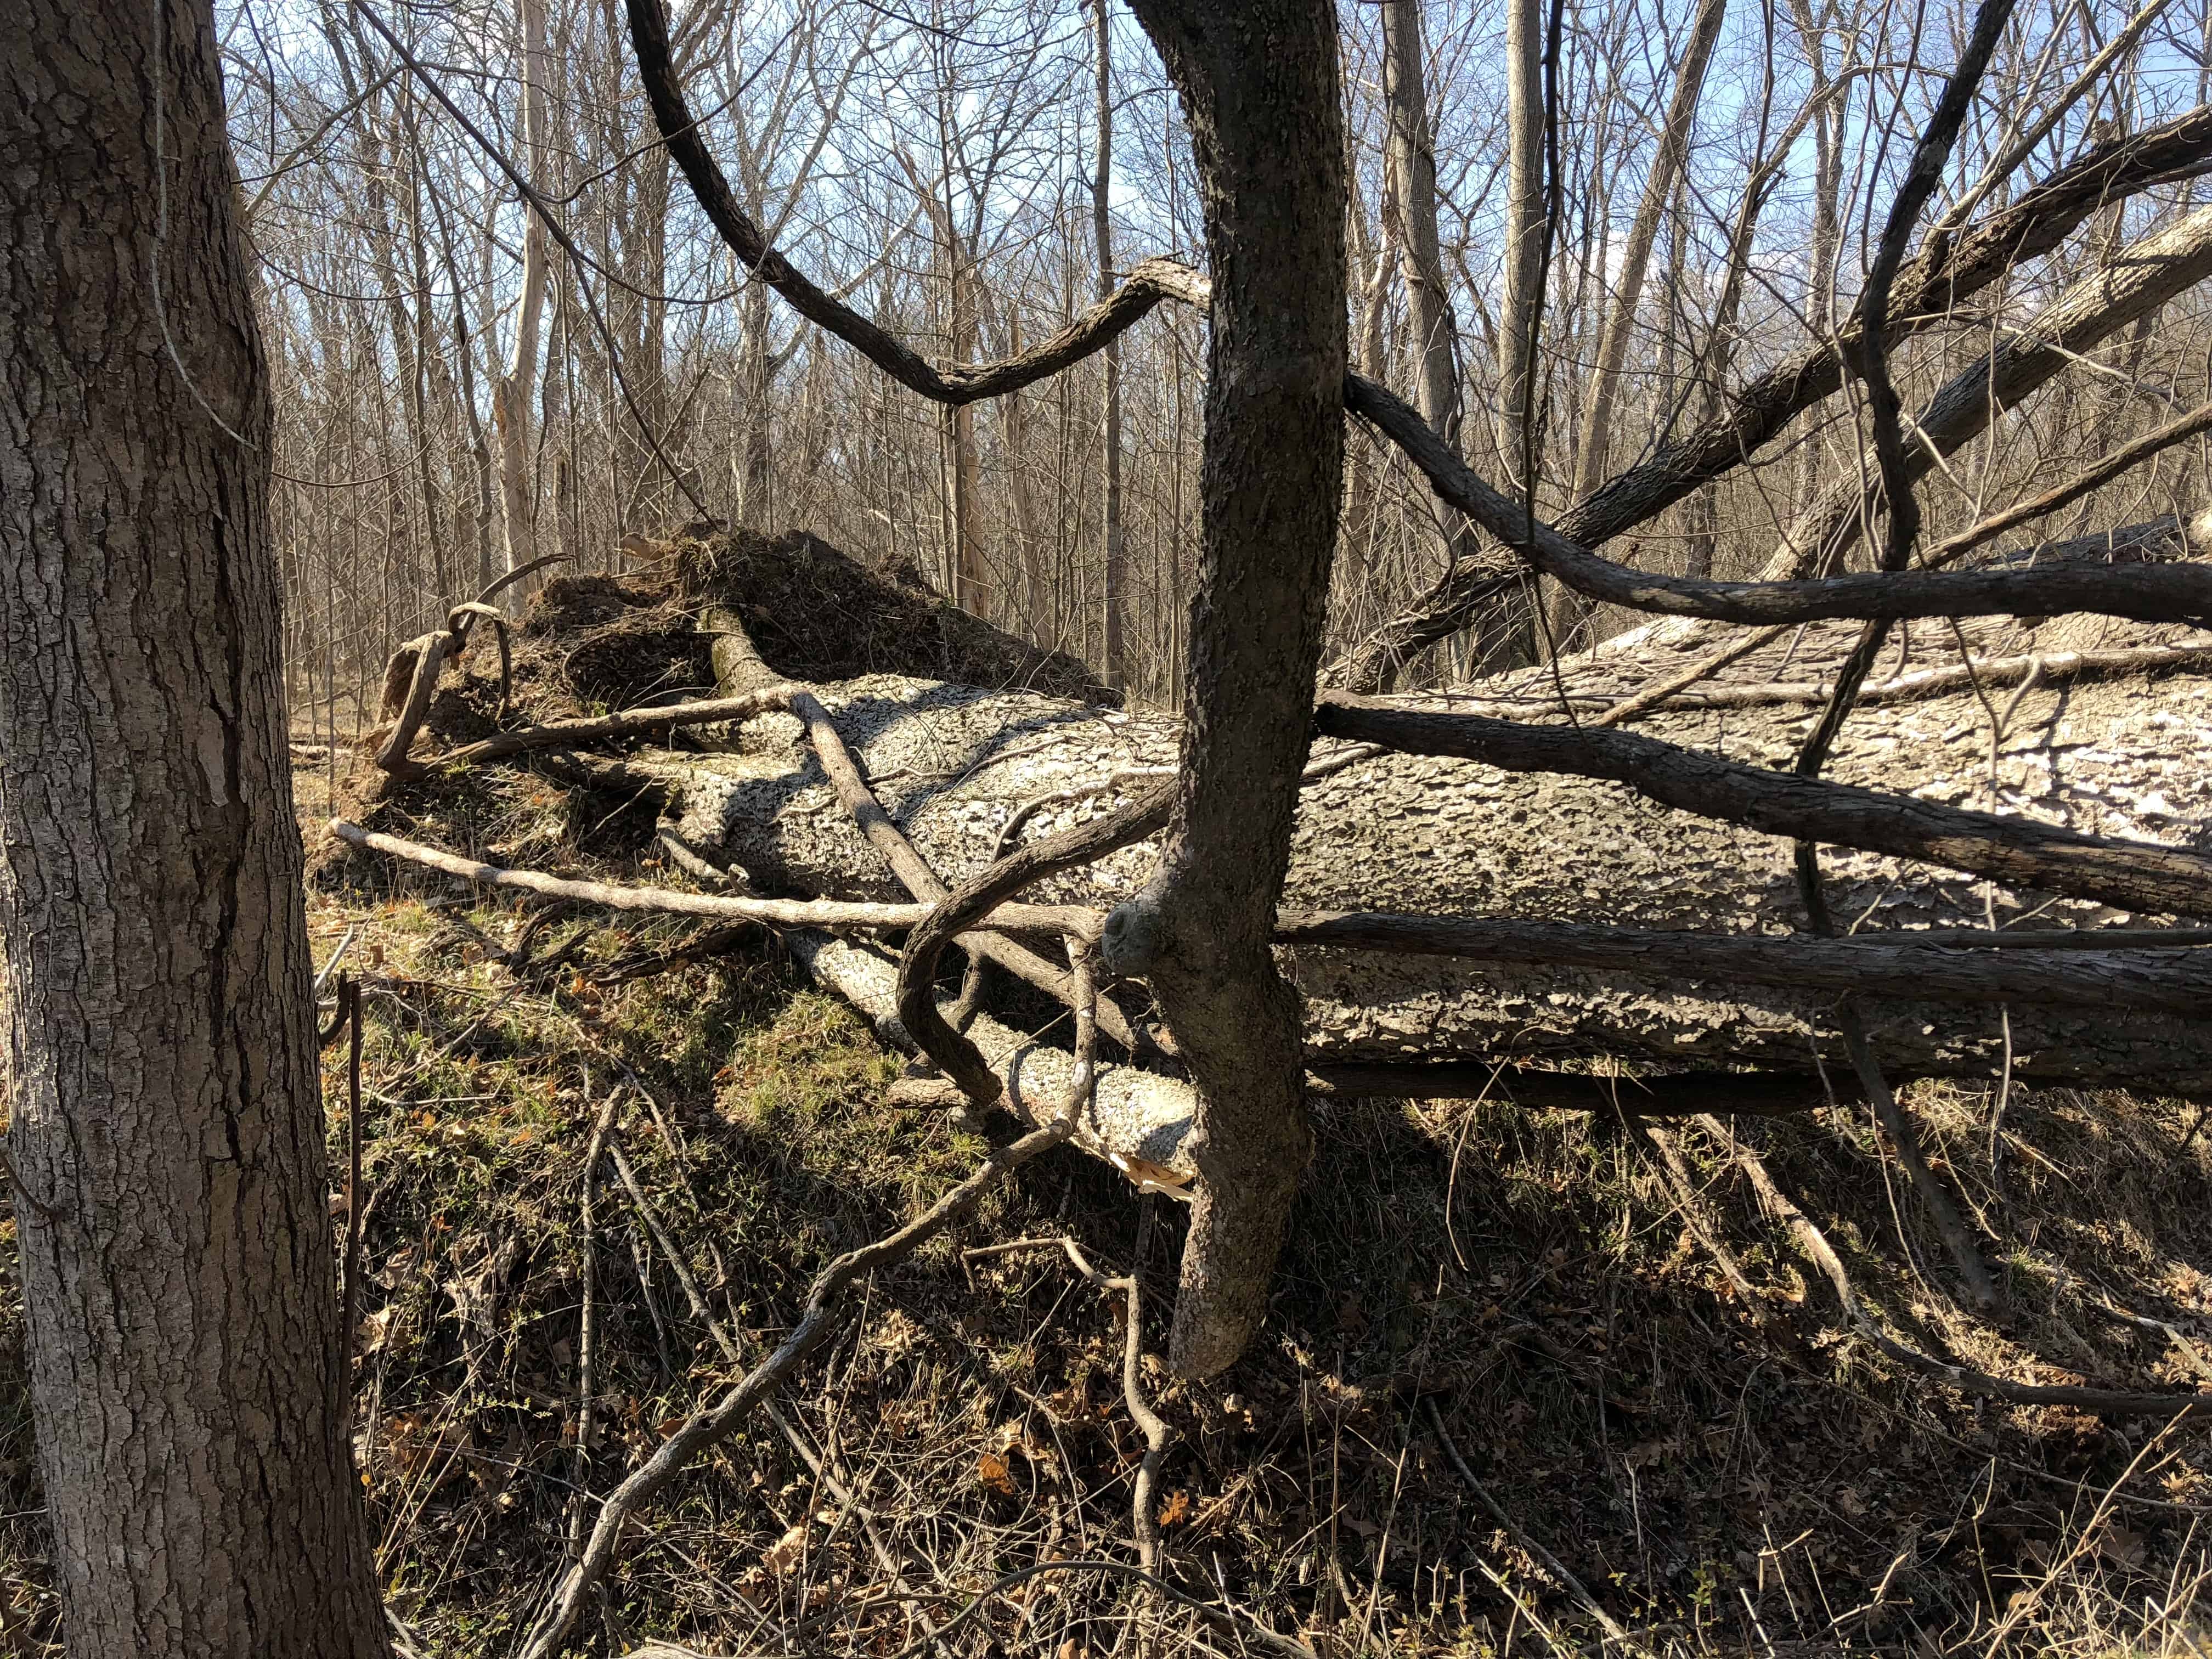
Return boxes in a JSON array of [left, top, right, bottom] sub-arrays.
[[735, 280, 776, 526], [1788, 0, 1848, 522], [1381, 0, 1469, 557], [1116, 0, 1346, 1377], [1570, 0, 1726, 504], [493, 0, 554, 596], [1096, 0, 1128, 691], [1341, 153, 1392, 611], [1494, 0, 1547, 487], [1552, 0, 1727, 646], [1, 1, 390, 1652], [541, 281, 578, 570]]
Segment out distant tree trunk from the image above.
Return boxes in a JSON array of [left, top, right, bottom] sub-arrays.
[[1340, 151, 1392, 612], [1381, 0, 1471, 562], [1570, 0, 1726, 504], [735, 280, 776, 526], [1494, 0, 1547, 487], [1685, 155, 1779, 578], [1121, 0, 1346, 1377], [1788, 0, 1847, 522], [541, 283, 579, 571], [493, 0, 554, 596], [0, 1, 391, 1655], [1484, 0, 1547, 672], [1554, 0, 1726, 644], [1096, 0, 1128, 691]]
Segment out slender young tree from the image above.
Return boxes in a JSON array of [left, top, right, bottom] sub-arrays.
[[1096, 0, 1129, 690], [493, 0, 556, 591], [0, 2, 391, 1653], [1494, 0, 1548, 485]]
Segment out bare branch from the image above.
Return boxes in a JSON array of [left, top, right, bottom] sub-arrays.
[[516, 976, 1105, 1659], [1336, 106, 2212, 682], [1313, 693, 2212, 917], [627, 0, 1206, 408], [1272, 908, 2212, 1017], [1345, 353, 2212, 633], [325, 819, 1094, 938], [1712, 1116, 2212, 1416]]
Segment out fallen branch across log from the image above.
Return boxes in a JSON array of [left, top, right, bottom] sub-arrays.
[[789, 933, 1198, 1188], [1273, 909, 2212, 1018], [1600, 639, 2212, 722], [1302, 1063, 1852, 1112], [326, 820, 1096, 940], [1315, 692, 2212, 919], [341, 816, 2212, 1022], [787, 686, 1150, 1057], [439, 689, 798, 769]]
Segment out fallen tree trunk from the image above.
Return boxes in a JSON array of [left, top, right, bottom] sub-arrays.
[[628, 582, 2212, 1096]]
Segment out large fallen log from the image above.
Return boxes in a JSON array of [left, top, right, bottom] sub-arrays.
[[620, 566, 2212, 1096]]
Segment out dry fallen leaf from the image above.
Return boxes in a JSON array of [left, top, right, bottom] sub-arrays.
[[760, 1523, 808, 1577], [2098, 1523, 2148, 1568], [977, 1451, 1017, 1496]]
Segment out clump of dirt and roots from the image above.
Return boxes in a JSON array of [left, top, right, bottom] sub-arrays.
[[2, 528, 2210, 1658]]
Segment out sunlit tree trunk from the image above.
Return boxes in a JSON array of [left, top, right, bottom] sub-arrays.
[[1096, 0, 1128, 690], [493, 0, 554, 595]]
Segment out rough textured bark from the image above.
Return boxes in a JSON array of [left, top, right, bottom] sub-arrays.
[[1108, 0, 1347, 1377], [0, 2, 391, 1653], [657, 592, 2212, 1096]]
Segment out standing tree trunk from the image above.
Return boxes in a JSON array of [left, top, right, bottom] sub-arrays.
[[0, 1, 391, 1655], [1096, 0, 1129, 691], [1118, 0, 1346, 1378], [1494, 0, 1547, 487], [1380, 0, 1479, 633], [493, 0, 554, 595], [1552, 0, 1726, 644], [1570, 0, 1726, 504]]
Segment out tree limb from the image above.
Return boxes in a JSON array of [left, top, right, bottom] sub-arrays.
[[325, 819, 1094, 938], [626, 0, 1206, 407], [1314, 693, 2212, 917]]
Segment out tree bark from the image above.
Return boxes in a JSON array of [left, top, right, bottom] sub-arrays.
[[0, 2, 390, 1653], [1111, 0, 1347, 1377], [655, 590, 2212, 1098]]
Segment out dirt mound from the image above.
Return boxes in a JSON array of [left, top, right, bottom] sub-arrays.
[[674, 527, 1116, 703], [498, 528, 1114, 726]]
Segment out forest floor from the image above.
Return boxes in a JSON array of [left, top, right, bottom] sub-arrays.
[[4, 547, 2212, 1657]]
